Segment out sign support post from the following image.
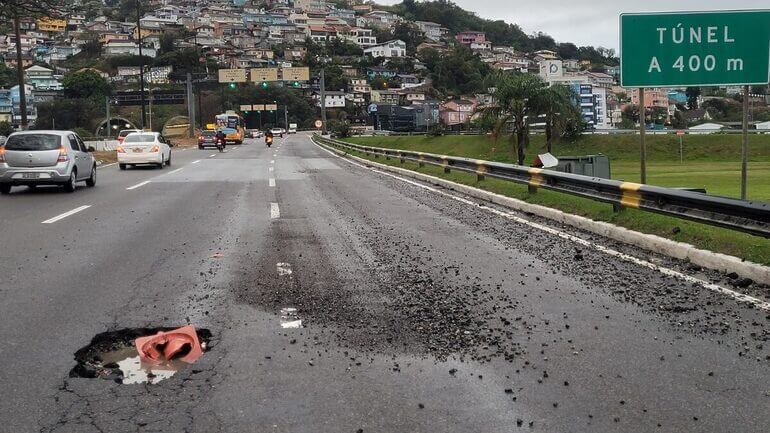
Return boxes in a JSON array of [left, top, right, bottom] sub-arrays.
[[741, 85, 749, 199], [639, 87, 647, 183]]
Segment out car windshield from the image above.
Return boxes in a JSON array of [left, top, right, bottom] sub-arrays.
[[4, 134, 60, 151], [124, 134, 156, 143], [119, 130, 138, 138], [202, 131, 215, 137]]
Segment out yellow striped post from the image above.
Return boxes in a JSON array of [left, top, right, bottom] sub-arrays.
[[618, 182, 643, 210], [476, 160, 487, 181], [528, 168, 544, 194]]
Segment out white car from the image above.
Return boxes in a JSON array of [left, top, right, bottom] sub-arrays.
[[117, 132, 172, 170], [270, 128, 283, 138]]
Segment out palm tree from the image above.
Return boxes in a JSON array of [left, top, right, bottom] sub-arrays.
[[478, 72, 545, 165], [531, 84, 579, 153]]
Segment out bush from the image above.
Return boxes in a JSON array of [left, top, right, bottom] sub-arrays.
[[329, 120, 351, 138], [0, 121, 13, 136]]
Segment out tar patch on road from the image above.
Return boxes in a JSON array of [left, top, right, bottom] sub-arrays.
[[69, 327, 213, 384]]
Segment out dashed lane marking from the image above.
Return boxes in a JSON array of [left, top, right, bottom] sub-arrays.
[[315, 140, 770, 312], [277, 262, 293, 276], [209, 154, 217, 158], [192, 160, 201, 164], [270, 202, 280, 219], [126, 180, 151, 190], [269, 178, 276, 187], [42, 205, 91, 224], [168, 168, 183, 174]]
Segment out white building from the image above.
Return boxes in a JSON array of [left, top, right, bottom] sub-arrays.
[[363, 40, 406, 58], [414, 21, 442, 41], [104, 41, 157, 58], [317, 91, 347, 108]]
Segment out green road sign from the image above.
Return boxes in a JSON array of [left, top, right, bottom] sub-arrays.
[[620, 10, 770, 87]]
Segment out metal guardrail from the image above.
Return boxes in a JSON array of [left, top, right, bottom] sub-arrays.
[[313, 135, 770, 238]]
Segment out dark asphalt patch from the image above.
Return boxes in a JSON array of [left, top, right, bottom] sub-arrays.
[[69, 327, 212, 383]]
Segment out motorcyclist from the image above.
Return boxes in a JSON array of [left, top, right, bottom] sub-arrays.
[[215, 129, 226, 144], [265, 129, 274, 147]]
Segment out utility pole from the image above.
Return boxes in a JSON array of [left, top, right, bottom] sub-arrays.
[[105, 96, 111, 138], [741, 85, 749, 200], [136, 0, 147, 129], [186, 73, 196, 138], [320, 69, 327, 135], [13, 16, 27, 130], [284, 105, 288, 130], [639, 87, 647, 184]]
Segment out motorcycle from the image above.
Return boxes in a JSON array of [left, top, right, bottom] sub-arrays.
[[216, 138, 225, 152], [265, 136, 273, 148]]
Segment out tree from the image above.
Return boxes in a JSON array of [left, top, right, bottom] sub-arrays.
[[0, 121, 13, 136], [478, 72, 546, 165], [531, 84, 580, 153], [0, 0, 68, 128], [62, 70, 111, 100], [392, 21, 424, 54], [685, 87, 701, 110], [0, 63, 17, 87], [557, 43, 578, 60]]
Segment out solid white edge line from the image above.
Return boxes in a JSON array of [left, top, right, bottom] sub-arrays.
[[314, 139, 770, 312], [168, 167, 183, 174], [270, 202, 280, 219], [42, 205, 91, 224], [126, 180, 151, 190], [269, 178, 276, 187], [97, 162, 117, 169]]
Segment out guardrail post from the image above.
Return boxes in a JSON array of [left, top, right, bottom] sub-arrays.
[[400, 153, 405, 164], [528, 185, 538, 194], [442, 157, 450, 173], [476, 161, 486, 182], [418, 153, 425, 167], [613, 203, 624, 213], [528, 168, 543, 194]]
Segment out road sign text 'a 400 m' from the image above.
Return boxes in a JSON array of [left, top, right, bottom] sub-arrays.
[[620, 10, 770, 87]]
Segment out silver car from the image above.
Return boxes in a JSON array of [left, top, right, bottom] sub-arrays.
[[0, 130, 97, 194]]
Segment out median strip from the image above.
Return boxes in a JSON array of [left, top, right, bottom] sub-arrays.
[[42, 205, 91, 224]]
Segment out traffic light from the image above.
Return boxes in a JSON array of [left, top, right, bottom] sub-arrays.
[[293, 81, 300, 87], [229, 82, 236, 89], [261, 82, 268, 88]]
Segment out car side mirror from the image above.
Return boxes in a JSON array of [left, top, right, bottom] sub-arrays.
[[87, 146, 96, 152]]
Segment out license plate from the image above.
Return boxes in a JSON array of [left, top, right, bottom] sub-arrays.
[[22, 173, 40, 179], [133, 148, 143, 153]]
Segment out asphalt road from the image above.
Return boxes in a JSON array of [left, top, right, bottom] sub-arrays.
[[0, 132, 768, 433]]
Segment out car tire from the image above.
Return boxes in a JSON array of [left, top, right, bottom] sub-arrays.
[[119, 164, 127, 170], [166, 153, 171, 166], [198, 145, 203, 150], [63, 171, 77, 193], [0, 184, 11, 195], [86, 165, 96, 187]]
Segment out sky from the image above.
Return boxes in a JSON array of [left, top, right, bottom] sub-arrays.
[[377, 0, 768, 50]]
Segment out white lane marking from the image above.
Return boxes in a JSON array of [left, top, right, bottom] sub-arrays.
[[277, 262, 293, 276], [97, 162, 116, 169], [126, 180, 151, 190], [209, 154, 216, 158], [42, 205, 91, 224], [315, 141, 770, 312], [269, 178, 276, 187], [179, 148, 187, 151], [168, 168, 183, 174], [280, 307, 302, 329], [269, 167, 274, 172], [270, 202, 280, 219], [270, 160, 275, 164], [192, 160, 201, 164]]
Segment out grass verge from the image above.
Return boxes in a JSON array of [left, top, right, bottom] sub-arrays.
[[328, 143, 770, 266]]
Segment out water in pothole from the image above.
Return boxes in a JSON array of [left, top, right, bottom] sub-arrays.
[[99, 346, 184, 384]]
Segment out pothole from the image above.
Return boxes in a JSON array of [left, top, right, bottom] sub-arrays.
[[69, 327, 213, 384]]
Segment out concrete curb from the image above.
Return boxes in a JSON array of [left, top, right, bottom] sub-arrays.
[[316, 139, 770, 285]]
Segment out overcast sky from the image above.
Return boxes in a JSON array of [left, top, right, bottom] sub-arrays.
[[378, 1, 768, 49]]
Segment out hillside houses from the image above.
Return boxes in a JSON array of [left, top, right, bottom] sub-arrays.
[[0, 0, 644, 132]]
